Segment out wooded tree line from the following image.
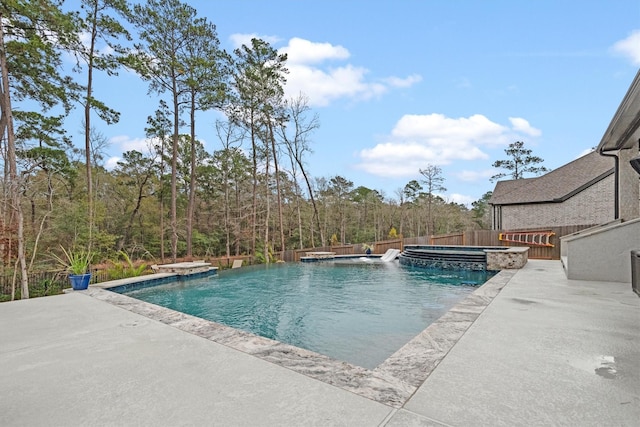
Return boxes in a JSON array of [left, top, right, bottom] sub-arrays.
[[0, 0, 492, 298]]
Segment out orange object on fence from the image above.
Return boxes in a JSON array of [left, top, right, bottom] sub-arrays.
[[498, 231, 555, 247]]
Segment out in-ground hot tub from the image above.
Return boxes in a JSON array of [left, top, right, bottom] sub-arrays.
[[399, 245, 529, 271]]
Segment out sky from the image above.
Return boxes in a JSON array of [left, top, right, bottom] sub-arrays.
[[64, 0, 640, 206]]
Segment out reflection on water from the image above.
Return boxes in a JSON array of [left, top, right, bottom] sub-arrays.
[[125, 261, 494, 369]]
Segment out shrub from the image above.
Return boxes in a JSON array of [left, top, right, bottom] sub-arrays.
[[106, 251, 148, 280]]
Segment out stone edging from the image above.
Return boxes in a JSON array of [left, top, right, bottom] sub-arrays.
[[78, 268, 517, 408]]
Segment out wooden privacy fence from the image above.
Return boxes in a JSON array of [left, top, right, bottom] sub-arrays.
[[151, 255, 254, 269], [287, 245, 356, 262], [429, 225, 596, 260], [371, 239, 403, 254], [280, 226, 595, 262], [207, 255, 254, 269], [281, 239, 404, 262]]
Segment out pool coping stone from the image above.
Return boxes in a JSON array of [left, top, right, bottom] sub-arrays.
[[81, 266, 515, 408]]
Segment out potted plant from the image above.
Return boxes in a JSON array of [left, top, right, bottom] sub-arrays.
[[362, 243, 373, 255], [52, 246, 93, 290]]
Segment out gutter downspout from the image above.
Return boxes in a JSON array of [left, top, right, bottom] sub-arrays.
[[599, 148, 619, 220]]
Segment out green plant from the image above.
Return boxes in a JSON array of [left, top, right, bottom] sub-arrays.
[[106, 250, 148, 280], [388, 227, 398, 239], [361, 243, 372, 251], [254, 244, 275, 264], [51, 246, 93, 275]]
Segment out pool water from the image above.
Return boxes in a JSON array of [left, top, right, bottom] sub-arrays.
[[123, 261, 495, 369]]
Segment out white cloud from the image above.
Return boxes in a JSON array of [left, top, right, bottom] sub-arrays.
[[229, 33, 281, 49], [357, 142, 468, 177], [104, 156, 121, 170], [508, 117, 541, 137], [355, 113, 540, 178], [63, 30, 115, 66], [285, 63, 388, 106], [106, 135, 158, 162], [280, 37, 420, 106], [280, 37, 350, 64], [448, 193, 476, 207], [382, 74, 423, 88], [611, 30, 640, 65], [79, 31, 114, 56], [391, 114, 515, 155], [105, 135, 161, 170], [229, 35, 421, 107], [109, 135, 152, 152]]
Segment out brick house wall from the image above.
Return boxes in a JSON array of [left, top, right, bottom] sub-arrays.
[[619, 147, 640, 221], [498, 175, 615, 229]]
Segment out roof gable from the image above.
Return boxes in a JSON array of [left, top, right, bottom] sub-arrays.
[[489, 151, 614, 205]]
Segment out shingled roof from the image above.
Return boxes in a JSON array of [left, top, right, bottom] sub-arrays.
[[489, 151, 614, 205]]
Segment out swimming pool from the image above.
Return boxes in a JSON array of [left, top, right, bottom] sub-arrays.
[[122, 261, 495, 369]]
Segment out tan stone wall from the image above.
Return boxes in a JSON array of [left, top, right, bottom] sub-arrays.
[[500, 176, 615, 229], [486, 248, 529, 270]]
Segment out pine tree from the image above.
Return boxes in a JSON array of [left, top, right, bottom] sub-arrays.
[[491, 141, 549, 181]]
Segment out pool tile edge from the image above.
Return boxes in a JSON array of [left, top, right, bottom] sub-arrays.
[[82, 269, 515, 408], [373, 269, 515, 388]]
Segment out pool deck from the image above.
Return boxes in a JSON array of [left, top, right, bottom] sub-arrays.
[[1, 260, 638, 426]]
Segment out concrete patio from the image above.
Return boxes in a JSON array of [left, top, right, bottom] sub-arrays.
[[1, 260, 638, 426]]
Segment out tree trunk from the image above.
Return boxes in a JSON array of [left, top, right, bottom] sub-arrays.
[[234, 181, 241, 256], [269, 121, 285, 255], [28, 172, 55, 270], [222, 149, 231, 258], [159, 147, 166, 262], [250, 115, 257, 258], [117, 175, 148, 251], [170, 91, 179, 262], [263, 140, 270, 264], [296, 160, 322, 245], [186, 94, 196, 258], [295, 188, 303, 249], [0, 19, 28, 298], [84, 0, 99, 252], [17, 203, 27, 298]]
